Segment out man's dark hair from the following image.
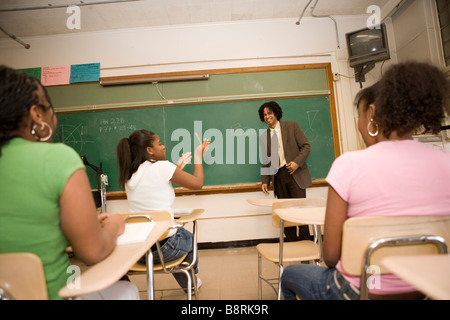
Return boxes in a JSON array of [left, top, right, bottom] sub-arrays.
[[258, 101, 283, 122]]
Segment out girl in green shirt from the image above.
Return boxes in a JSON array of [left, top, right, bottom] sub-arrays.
[[0, 65, 138, 300]]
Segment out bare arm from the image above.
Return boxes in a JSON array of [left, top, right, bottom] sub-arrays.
[[59, 169, 125, 265], [170, 140, 209, 190], [171, 165, 204, 190], [322, 186, 348, 268]]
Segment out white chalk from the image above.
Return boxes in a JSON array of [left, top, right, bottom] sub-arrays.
[[195, 132, 202, 144]]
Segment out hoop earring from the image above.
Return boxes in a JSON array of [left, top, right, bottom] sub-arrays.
[[31, 122, 53, 142], [367, 118, 379, 137]]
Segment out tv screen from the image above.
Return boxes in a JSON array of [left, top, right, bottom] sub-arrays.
[[346, 23, 390, 67]]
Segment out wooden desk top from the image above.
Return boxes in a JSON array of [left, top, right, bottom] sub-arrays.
[[273, 206, 326, 225], [246, 198, 300, 207], [381, 254, 450, 300], [174, 208, 204, 223], [248, 197, 326, 225], [59, 213, 172, 298]]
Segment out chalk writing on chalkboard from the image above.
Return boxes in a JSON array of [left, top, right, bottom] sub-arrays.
[[54, 124, 94, 154], [98, 117, 138, 134], [305, 110, 320, 142]]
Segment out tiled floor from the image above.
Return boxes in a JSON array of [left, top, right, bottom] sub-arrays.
[[129, 246, 283, 300]]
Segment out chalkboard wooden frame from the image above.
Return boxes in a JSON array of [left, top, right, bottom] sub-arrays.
[[52, 63, 339, 199]]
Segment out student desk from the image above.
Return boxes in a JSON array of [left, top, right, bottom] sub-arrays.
[[247, 198, 302, 207], [271, 198, 326, 253], [58, 212, 172, 300], [246, 198, 278, 207], [250, 198, 326, 299], [247, 198, 326, 224], [248, 197, 326, 258], [381, 254, 450, 300], [271, 200, 326, 225]]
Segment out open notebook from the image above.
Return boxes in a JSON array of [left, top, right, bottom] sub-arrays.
[[116, 221, 156, 246]]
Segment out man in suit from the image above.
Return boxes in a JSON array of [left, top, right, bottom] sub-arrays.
[[259, 101, 313, 241]]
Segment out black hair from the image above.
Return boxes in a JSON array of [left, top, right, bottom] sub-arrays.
[[354, 83, 378, 111], [258, 101, 283, 122], [375, 62, 449, 138], [116, 129, 157, 188], [0, 65, 50, 156]]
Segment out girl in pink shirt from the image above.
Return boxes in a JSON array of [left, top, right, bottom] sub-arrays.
[[281, 62, 450, 300]]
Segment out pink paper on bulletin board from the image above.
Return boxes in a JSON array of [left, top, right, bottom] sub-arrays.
[[41, 65, 71, 86]]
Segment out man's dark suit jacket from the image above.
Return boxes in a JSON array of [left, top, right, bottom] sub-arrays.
[[260, 120, 312, 190]]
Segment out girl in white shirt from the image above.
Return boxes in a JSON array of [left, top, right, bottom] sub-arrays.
[[117, 129, 209, 291]]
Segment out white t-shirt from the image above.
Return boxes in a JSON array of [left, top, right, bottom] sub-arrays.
[[126, 160, 177, 218], [326, 140, 450, 294]]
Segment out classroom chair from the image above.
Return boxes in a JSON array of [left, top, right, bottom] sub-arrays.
[[124, 209, 203, 300], [257, 198, 325, 300], [0, 252, 48, 300], [341, 215, 450, 300]]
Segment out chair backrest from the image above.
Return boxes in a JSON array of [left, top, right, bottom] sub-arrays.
[[0, 252, 48, 300], [126, 210, 202, 276], [341, 215, 450, 276], [271, 197, 326, 228]]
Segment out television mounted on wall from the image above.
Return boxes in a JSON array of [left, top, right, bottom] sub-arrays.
[[346, 23, 390, 68]]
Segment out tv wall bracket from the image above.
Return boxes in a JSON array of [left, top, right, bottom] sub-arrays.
[[353, 62, 375, 88]]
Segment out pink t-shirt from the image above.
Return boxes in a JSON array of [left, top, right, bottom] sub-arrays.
[[326, 140, 450, 294]]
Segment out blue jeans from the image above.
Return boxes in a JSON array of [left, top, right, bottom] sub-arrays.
[[281, 264, 360, 300], [152, 227, 198, 289]]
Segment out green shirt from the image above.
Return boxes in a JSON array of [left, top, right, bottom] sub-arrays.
[[0, 138, 84, 299]]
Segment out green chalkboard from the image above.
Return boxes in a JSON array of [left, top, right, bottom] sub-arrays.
[[49, 65, 338, 192], [54, 96, 335, 191]]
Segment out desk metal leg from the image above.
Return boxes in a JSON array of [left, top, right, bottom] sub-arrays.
[[317, 225, 323, 263], [146, 251, 154, 300]]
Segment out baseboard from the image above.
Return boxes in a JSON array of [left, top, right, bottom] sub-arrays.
[[198, 238, 279, 250]]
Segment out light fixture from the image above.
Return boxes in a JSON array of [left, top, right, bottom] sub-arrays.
[[100, 74, 210, 86]]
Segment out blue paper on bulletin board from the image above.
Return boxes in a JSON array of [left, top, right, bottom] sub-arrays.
[[70, 63, 100, 83]]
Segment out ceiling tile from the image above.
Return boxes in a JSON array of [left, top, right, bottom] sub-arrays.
[[0, 0, 393, 39]]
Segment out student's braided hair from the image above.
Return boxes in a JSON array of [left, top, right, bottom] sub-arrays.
[[0, 65, 41, 156]]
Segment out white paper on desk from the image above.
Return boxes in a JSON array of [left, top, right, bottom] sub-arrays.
[[173, 208, 194, 215], [116, 221, 155, 246]]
